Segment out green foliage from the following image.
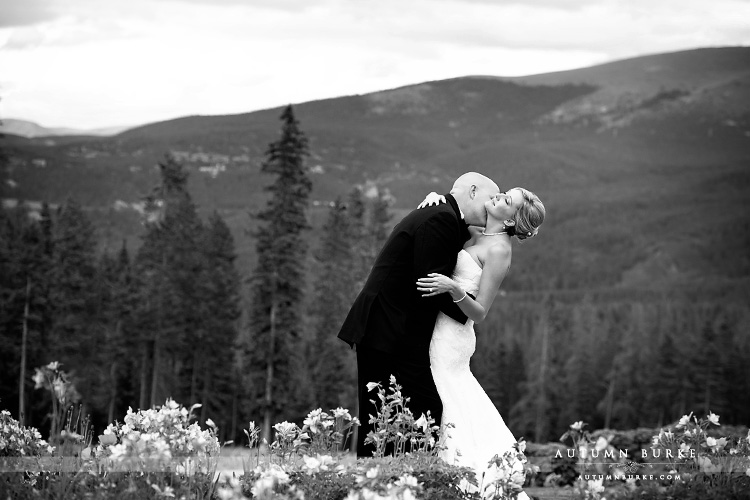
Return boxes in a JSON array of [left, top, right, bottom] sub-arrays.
[[0, 409, 53, 457], [613, 476, 750, 500], [3, 69, 750, 458], [308, 198, 356, 411], [237, 377, 530, 500], [245, 105, 314, 436], [0, 398, 221, 500], [364, 376, 441, 459]]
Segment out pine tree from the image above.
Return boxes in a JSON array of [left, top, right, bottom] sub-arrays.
[[509, 299, 554, 441], [94, 241, 135, 424], [347, 185, 392, 294], [47, 199, 98, 410], [245, 105, 312, 442], [199, 212, 242, 429], [308, 199, 357, 411], [0, 207, 27, 419], [132, 154, 205, 408]]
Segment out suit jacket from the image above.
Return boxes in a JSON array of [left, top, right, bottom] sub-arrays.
[[338, 193, 471, 365]]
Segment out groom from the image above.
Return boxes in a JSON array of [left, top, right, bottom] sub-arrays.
[[338, 172, 499, 457]]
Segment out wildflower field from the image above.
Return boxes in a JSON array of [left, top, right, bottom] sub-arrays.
[[2, 369, 750, 500]]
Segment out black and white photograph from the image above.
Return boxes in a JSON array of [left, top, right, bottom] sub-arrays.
[[1, 1, 749, 498]]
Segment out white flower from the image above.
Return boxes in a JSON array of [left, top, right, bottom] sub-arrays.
[[151, 484, 175, 497], [705, 436, 727, 453], [366, 466, 379, 478], [274, 421, 298, 439], [707, 412, 720, 425], [366, 382, 380, 392], [676, 413, 693, 429], [570, 421, 584, 431], [395, 474, 419, 488], [52, 379, 66, 400], [697, 455, 720, 473], [303, 455, 321, 472], [515, 439, 527, 454], [217, 487, 238, 500], [32, 369, 46, 389], [595, 436, 609, 451], [401, 489, 417, 500], [332, 407, 351, 420], [251, 476, 276, 497], [587, 478, 605, 494]]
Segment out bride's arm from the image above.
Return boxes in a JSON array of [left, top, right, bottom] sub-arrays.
[[417, 192, 446, 209], [416, 245, 510, 323]]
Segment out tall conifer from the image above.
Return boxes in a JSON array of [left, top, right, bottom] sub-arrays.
[[308, 199, 356, 411], [246, 105, 312, 442]]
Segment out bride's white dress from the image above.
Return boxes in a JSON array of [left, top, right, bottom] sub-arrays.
[[430, 249, 529, 499]]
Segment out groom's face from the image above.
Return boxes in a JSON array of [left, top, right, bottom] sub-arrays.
[[470, 179, 501, 225]]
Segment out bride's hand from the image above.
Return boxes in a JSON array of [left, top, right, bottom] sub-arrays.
[[416, 273, 462, 298], [417, 192, 446, 209]]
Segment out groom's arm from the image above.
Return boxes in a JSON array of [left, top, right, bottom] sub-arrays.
[[413, 212, 470, 325]]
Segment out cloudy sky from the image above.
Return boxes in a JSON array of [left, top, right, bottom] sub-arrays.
[[1, 0, 748, 130]]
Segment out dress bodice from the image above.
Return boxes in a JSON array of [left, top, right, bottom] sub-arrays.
[[430, 249, 482, 373], [451, 249, 482, 296]]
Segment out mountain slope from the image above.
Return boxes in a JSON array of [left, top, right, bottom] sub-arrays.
[[2, 46, 749, 294], [504, 47, 750, 129], [0, 118, 134, 138]]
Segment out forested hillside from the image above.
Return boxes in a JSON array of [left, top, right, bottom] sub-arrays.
[[1, 47, 748, 444]]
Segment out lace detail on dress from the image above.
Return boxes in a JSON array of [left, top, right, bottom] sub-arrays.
[[430, 250, 482, 374]]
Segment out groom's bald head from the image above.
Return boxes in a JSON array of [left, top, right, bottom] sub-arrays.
[[450, 172, 500, 227]]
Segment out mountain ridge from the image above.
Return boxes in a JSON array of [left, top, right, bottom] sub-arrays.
[[0, 118, 134, 138], [2, 46, 749, 294]]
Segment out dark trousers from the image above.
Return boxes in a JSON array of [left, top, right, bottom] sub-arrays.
[[355, 345, 442, 457]]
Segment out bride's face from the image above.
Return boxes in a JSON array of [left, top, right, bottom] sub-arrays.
[[485, 188, 524, 223]]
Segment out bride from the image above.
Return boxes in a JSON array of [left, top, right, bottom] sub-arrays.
[[416, 188, 545, 499]]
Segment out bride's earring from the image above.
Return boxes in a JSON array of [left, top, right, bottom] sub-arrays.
[[504, 219, 515, 227]]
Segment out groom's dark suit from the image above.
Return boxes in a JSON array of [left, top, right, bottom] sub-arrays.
[[338, 193, 472, 456]]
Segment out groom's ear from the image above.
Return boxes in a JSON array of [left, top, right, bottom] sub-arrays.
[[468, 185, 477, 199]]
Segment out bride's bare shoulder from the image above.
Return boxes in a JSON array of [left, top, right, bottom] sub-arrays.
[[483, 240, 511, 265]]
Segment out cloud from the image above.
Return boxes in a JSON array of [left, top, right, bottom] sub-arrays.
[[1, 0, 748, 129], [0, 0, 61, 28], [170, 0, 313, 10], [439, 0, 600, 10], [2, 27, 45, 50]]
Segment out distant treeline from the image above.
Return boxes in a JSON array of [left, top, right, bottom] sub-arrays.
[[1, 107, 748, 446]]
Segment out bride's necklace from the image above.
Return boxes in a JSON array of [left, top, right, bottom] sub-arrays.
[[482, 229, 508, 236]]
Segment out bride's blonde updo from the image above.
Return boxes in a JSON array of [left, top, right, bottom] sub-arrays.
[[506, 187, 545, 241]]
